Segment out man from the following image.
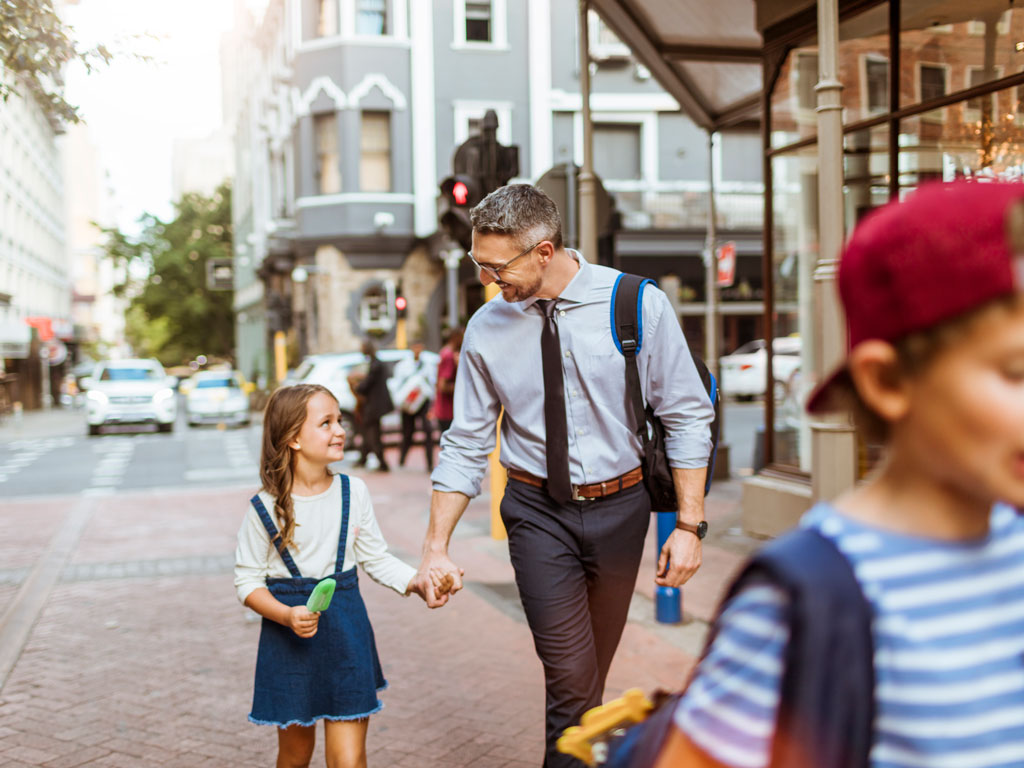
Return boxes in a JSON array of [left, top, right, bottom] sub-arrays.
[[393, 339, 436, 471], [414, 184, 715, 767], [351, 339, 392, 472]]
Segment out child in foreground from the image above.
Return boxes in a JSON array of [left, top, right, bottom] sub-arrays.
[[234, 383, 427, 768], [651, 182, 1024, 768]]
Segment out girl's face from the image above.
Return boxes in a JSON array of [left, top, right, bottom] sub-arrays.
[[899, 301, 1024, 508], [291, 392, 346, 466]]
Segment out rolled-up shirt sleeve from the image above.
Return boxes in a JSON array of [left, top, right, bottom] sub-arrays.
[[430, 325, 502, 497], [641, 288, 715, 468]]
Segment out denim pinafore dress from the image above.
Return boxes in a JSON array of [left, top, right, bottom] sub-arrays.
[[248, 474, 387, 727]]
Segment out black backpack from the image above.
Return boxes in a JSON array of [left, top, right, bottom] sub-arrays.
[[610, 273, 721, 511]]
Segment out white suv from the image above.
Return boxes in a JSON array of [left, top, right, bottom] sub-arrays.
[[83, 359, 178, 435]]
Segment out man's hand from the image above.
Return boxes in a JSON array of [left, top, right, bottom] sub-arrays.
[[656, 528, 702, 588], [414, 551, 465, 608], [288, 605, 320, 638]]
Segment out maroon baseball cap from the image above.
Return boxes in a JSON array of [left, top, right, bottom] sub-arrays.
[[807, 181, 1024, 414]]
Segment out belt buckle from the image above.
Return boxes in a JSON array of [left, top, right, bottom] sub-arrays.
[[571, 484, 589, 502]]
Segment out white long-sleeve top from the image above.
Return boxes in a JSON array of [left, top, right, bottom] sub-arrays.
[[234, 474, 417, 605]]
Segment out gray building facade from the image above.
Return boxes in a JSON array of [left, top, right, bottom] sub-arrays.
[[230, 0, 765, 383]]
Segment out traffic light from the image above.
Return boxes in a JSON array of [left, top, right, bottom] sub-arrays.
[[394, 294, 407, 319], [438, 173, 483, 252]]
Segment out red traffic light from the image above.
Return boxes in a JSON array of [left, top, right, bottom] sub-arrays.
[[452, 181, 469, 206], [395, 296, 407, 311]]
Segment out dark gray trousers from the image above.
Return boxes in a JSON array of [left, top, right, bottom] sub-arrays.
[[500, 479, 651, 768]]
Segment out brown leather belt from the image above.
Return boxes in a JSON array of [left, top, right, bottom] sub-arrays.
[[507, 466, 644, 501]]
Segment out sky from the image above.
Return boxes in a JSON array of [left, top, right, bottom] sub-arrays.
[[63, 0, 239, 233]]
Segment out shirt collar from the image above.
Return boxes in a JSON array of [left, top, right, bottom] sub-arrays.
[[519, 249, 590, 311]]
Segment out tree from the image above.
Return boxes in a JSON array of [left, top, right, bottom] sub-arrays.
[[0, 0, 113, 125], [100, 182, 235, 367]]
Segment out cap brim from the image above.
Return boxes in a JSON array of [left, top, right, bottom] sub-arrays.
[[805, 366, 853, 414]]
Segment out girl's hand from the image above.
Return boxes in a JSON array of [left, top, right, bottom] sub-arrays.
[[430, 568, 455, 596], [288, 605, 320, 638]]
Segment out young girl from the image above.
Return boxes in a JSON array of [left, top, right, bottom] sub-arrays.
[[234, 383, 425, 768]]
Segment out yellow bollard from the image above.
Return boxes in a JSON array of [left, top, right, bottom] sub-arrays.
[[274, 330, 288, 385], [485, 283, 507, 540], [395, 316, 407, 350]]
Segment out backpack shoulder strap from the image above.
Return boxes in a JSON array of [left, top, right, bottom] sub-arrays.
[[611, 273, 653, 443]]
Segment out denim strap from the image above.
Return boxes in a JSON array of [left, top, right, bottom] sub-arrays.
[[250, 494, 303, 578], [335, 474, 351, 573]]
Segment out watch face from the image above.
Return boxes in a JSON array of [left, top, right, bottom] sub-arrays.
[[696, 521, 708, 539]]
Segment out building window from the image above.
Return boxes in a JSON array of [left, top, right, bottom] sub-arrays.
[[466, 0, 492, 42], [920, 64, 947, 102], [317, 0, 338, 37], [796, 53, 818, 109], [865, 58, 888, 113], [314, 113, 341, 194], [967, 66, 1000, 113], [356, 0, 387, 35], [593, 123, 641, 181], [360, 111, 391, 192]]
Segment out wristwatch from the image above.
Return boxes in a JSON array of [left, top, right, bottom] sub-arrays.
[[675, 520, 708, 540]]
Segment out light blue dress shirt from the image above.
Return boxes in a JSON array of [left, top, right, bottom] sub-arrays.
[[430, 251, 715, 498]]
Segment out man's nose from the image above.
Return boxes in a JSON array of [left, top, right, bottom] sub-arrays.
[[478, 268, 495, 285]]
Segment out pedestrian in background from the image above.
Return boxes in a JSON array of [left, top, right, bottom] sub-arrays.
[[653, 182, 1024, 768], [234, 383, 426, 768], [434, 326, 463, 434], [351, 339, 393, 472], [415, 184, 715, 768], [393, 339, 436, 471]]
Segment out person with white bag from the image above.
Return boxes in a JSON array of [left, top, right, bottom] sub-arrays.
[[393, 340, 437, 471]]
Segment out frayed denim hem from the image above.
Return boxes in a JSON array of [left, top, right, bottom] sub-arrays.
[[249, 700, 384, 728]]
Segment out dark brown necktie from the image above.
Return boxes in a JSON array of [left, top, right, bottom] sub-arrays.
[[536, 299, 571, 504]]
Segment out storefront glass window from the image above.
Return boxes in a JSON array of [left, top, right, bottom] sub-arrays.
[[900, 3, 1024, 109]]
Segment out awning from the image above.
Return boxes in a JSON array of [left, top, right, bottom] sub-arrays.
[[0, 321, 31, 360], [590, 0, 763, 131]]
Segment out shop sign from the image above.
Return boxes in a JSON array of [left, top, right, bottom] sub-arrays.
[[716, 241, 737, 288]]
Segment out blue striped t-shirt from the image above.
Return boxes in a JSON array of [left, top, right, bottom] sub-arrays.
[[674, 502, 1024, 768]]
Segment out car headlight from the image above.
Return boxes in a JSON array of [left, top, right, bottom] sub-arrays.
[[153, 388, 175, 403], [87, 390, 108, 404]]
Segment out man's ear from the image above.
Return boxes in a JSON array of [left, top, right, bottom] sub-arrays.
[[848, 341, 909, 422], [536, 240, 555, 264]]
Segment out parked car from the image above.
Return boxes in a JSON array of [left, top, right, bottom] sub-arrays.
[[719, 336, 802, 401], [288, 349, 440, 443], [185, 370, 251, 427], [82, 358, 178, 435]]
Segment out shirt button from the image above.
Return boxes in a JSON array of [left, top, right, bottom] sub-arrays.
[[572, 390, 579, 397], [559, 310, 566, 317], [564, 350, 571, 357], [577, 428, 584, 436]]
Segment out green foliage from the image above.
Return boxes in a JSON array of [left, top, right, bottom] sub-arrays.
[[0, 0, 114, 126], [99, 182, 235, 367]]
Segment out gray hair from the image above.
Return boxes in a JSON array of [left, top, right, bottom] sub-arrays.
[[470, 184, 563, 251]]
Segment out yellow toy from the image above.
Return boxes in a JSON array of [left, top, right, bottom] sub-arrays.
[[556, 688, 654, 766]]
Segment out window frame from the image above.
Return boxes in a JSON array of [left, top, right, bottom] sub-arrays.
[[452, 0, 508, 50], [359, 110, 393, 193]]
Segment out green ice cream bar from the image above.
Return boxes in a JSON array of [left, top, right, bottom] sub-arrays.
[[306, 577, 336, 613]]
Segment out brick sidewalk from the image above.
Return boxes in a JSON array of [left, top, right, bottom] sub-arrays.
[[0, 453, 758, 767]]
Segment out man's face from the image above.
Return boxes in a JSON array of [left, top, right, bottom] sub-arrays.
[[411, 342, 424, 359], [469, 232, 544, 303]]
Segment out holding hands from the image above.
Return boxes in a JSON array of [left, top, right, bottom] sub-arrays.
[[411, 551, 465, 608]]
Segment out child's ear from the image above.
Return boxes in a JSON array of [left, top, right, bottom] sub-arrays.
[[289, 441, 301, 451], [848, 341, 910, 422]]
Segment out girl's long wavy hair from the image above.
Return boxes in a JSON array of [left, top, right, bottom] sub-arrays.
[[259, 383, 337, 551]]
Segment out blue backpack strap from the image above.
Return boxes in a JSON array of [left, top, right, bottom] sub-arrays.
[[335, 474, 351, 573], [250, 494, 302, 578]]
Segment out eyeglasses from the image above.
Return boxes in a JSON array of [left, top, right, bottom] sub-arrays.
[[467, 241, 543, 281]]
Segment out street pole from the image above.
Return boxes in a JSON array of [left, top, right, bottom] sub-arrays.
[[704, 131, 719, 377], [484, 281, 507, 540], [812, 0, 857, 501], [577, 0, 598, 260], [444, 248, 461, 329]]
